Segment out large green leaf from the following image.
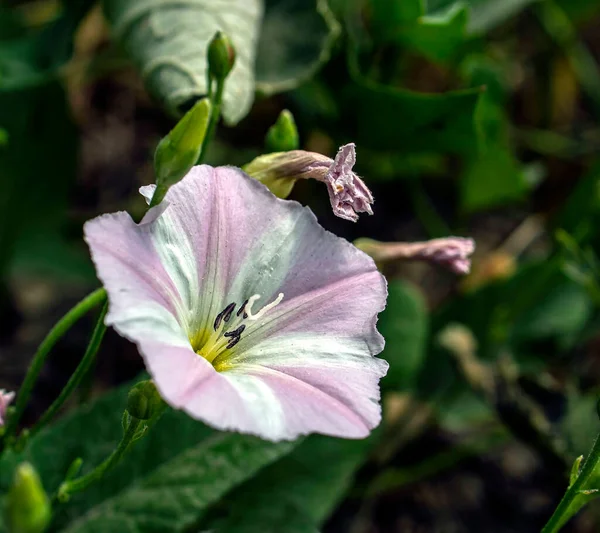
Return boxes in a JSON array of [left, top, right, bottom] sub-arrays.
[[61, 433, 294, 532], [345, 80, 483, 155], [0, 379, 295, 532], [378, 281, 429, 391], [203, 434, 376, 531], [102, 0, 263, 125], [255, 0, 340, 95], [369, 0, 470, 64]]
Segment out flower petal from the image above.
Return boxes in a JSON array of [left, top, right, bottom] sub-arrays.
[[85, 165, 388, 441]]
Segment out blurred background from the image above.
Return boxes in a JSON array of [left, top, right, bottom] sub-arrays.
[[2, 0, 600, 531]]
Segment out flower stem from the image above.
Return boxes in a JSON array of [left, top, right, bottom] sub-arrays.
[[3, 288, 107, 444], [198, 77, 224, 163], [57, 415, 143, 502], [542, 432, 600, 533], [27, 301, 109, 439]]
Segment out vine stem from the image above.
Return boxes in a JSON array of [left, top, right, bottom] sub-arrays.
[[57, 416, 143, 502], [198, 77, 224, 164], [542, 433, 600, 533], [3, 288, 107, 444], [27, 301, 109, 439]]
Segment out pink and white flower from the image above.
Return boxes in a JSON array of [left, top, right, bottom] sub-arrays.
[[84, 165, 388, 441], [0, 390, 15, 426]]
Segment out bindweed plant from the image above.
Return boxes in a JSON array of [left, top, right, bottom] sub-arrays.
[[1, 1, 600, 532]]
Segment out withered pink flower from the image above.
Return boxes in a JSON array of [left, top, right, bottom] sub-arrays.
[[85, 166, 388, 441], [0, 390, 15, 426], [243, 143, 374, 222], [356, 237, 475, 275]]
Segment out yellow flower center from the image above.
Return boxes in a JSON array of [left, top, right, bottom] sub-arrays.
[[192, 293, 284, 370]]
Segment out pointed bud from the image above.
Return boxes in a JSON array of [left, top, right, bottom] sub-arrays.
[[127, 380, 164, 421], [152, 98, 212, 207], [355, 237, 475, 274], [265, 110, 299, 152], [207, 31, 236, 82], [0, 389, 15, 427], [243, 143, 374, 222], [4, 463, 51, 533]]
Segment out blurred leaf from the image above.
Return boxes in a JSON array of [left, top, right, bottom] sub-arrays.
[[256, 0, 341, 95], [370, 0, 469, 64], [379, 281, 429, 391], [460, 143, 527, 212], [345, 79, 483, 154], [0, 82, 77, 279], [427, 0, 539, 34], [555, 160, 600, 242], [512, 276, 592, 347], [204, 434, 377, 531], [0, 1, 95, 91], [102, 0, 262, 125], [460, 55, 527, 212], [0, 380, 295, 531], [562, 390, 600, 458]]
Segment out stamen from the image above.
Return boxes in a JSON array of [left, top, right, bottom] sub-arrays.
[[226, 336, 242, 349], [223, 324, 246, 339], [237, 298, 249, 318], [222, 302, 236, 323], [245, 293, 284, 321], [213, 302, 236, 331]]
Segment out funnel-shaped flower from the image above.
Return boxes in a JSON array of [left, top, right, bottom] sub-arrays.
[[0, 389, 15, 426], [85, 166, 387, 441]]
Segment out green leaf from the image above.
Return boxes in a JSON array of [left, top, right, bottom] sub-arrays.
[[256, 0, 341, 95], [427, 0, 539, 34], [61, 433, 295, 532], [378, 281, 429, 391], [459, 56, 527, 212], [345, 80, 483, 155], [203, 435, 376, 531], [0, 82, 78, 279], [0, 380, 295, 532], [102, 0, 262, 125], [369, 0, 470, 64], [460, 143, 527, 212], [0, 1, 95, 92], [402, 3, 469, 64]]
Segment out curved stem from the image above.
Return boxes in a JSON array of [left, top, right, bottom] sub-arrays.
[[542, 433, 600, 533], [57, 416, 143, 501], [27, 301, 109, 439], [198, 77, 224, 164], [3, 288, 107, 443]]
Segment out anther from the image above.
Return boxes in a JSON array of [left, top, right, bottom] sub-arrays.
[[226, 336, 242, 349], [213, 302, 237, 331], [222, 302, 236, 323], [223, 324, 246, 339], [237, 298, 249, 318]]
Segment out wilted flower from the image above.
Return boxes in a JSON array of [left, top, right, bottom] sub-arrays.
[[356, 237, 475, 275], [0, 389, 15, 426], [85, 166, 388, 441], [244, 143, 374, 222]]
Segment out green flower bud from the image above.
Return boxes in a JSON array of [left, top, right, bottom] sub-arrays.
[[265, 110, 299, 152], [152, 98, 212, 207], [127, 380, 164, 421], [207, 31, 236, 82], [4, 463, 51, 533]]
